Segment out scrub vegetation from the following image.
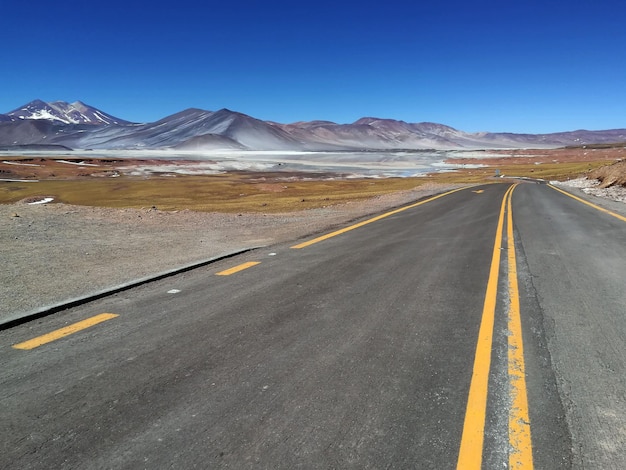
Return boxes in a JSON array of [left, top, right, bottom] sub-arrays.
[[0, 148, 623, 212], [1, 174, 428, 212]]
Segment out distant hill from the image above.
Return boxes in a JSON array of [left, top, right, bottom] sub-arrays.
[[1, 99, 625, 151]]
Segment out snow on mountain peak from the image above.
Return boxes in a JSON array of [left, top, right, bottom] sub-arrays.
[[7, 100, 130, 126], [2, 99, 625, 151]]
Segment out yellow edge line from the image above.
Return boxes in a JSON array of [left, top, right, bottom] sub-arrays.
[[548, 184, 626, 222], [216, 261, 261, 276], [507, 186, 534, 469], [457, 184, 514, 469], [13, 313, 119, 350], [290, 186, 469, 249]]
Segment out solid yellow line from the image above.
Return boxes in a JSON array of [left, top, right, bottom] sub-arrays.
[[215, 261, 261, 276], [12, 313, 119, 350], [457, 184, 514, 470], [290, 187, 469, 249], [507, 186, 534, 469], [548, 184, 626, 222]]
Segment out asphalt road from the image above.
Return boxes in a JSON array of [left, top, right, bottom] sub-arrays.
[[1, 182, 624, 469]]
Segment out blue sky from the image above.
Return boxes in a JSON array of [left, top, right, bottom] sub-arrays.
[[2, 0, 625, 133]]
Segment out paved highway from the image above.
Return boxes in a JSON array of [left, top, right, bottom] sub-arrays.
[[1, 182, 624, 469]]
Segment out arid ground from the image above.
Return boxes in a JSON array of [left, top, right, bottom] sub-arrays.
[[1, 145, 625, 210], [2, 145, 625, 321]]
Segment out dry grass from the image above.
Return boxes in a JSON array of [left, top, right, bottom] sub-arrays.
[[0, 173, 433, 212], [448, 161, 613, 182], [0, 153, 619, 212]]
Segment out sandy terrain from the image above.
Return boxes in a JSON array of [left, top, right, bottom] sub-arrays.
[[1, 182, 460, 323]]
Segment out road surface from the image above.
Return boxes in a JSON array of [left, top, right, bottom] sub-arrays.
[[1, 182, 624, 469]]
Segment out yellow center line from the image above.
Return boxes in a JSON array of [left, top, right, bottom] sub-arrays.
[[216, 261, 261, 276], [290, 186, 470, 249], [548, 184, 626, 222], [457, 184, 514, 469], [507, 185, 534, 469], [12, 313, 119, 350]]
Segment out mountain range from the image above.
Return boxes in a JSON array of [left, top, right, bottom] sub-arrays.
[[1, 100, 624, 151]]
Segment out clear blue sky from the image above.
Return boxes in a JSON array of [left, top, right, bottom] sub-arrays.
[[2, 0, 625, 133]]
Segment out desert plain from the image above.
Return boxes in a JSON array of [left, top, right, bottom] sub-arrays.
[[2, 145, 625, 322]]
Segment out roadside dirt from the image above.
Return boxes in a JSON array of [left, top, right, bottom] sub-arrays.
[[588, 160, 626, 188], [1, 182, 460, 322], [3, 146, 626, 323]]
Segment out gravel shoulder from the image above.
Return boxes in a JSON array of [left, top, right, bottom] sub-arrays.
[[552, 177, 626, 216], [4, 176, 624, 326], [2, 182, 461, 324]]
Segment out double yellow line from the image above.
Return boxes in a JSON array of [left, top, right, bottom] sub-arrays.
[[457, 184, 533, 469]]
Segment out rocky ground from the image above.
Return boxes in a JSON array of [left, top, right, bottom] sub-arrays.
[[1, 182, 460, 323], [557, 177, 626, 203]]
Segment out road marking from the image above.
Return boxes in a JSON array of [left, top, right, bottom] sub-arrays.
[[507, 185, 534, 469], [548, 184, 626, 222], [472, 189, 485, 194], [216, 261, 261, 276], [12, 313, 119, 350], [290, 187, 470, 249], [457, 184, 514, 469]]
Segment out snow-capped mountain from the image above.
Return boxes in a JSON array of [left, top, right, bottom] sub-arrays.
[[7, 100, 130, 125], [1, 99, 625, 151]]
